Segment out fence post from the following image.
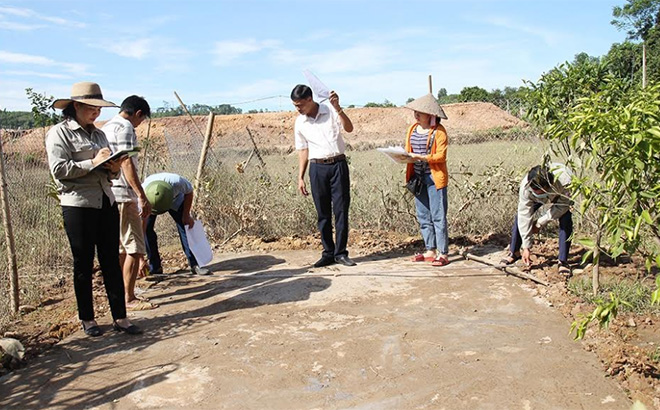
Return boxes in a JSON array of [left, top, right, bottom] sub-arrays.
[[139, 118, 151, 181], [0, 132, 20, 312], [192, 112, 214, 211]]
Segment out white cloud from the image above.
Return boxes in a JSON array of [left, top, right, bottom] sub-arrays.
[[0, 6, 86, 30], [0, 50, 91, 76], [107, 38, 153, 59], [479, 15, 567, 47], [0, 19, 44, 30], [212, 39, 279, 66], [0, 6, 31, 17], [0, 70, 71, 79], [270, 43, 398, 74]]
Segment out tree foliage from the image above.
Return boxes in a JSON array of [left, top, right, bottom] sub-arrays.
[[612, 0, 660, 41], [25, 88, 59, 128], [364, 99, 396, 108], [526, 55, 660, 294], [152, 102, 242, 118], [0, 110, 33, 129]]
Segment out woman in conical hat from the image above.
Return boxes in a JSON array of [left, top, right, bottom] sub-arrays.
[[404, 93, 450, 266], [46, 82, 142, 337]]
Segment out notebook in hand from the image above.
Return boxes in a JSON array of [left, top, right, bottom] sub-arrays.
[[92, 147, 141, 170]]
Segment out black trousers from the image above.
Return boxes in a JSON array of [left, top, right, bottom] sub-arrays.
[[62, 195, 127, 321], [309, 159, 351, 258]]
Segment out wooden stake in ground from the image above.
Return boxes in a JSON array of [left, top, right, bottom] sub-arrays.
[[245, 127, 267, 168], [0, 132, 20, 312], [192, 112, 214, 211], [462, 251, 549, 286], [139, 117, 151, 181], [174, 91, 206, 139]]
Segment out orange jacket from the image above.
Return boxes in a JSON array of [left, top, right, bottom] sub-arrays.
[[404, 123, 448, 189]]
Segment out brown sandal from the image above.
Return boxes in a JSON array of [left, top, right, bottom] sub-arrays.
[[558, 262, 571, 277], [500, 253, 520, 265]]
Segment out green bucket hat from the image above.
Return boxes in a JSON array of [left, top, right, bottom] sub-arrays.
[[145, 180, 174, 215]]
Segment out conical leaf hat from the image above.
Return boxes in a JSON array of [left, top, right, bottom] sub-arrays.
[[404, 93, 447, 119]]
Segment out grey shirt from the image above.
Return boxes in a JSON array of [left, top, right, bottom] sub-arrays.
[[517, 162, 573, 249], [45, 119, 118, 209]]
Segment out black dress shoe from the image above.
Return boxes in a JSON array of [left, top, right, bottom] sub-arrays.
[[335, 255, 357, 266], [82, 322, 103, 337], [113, 321, 143, 335], [313, 257, 336, 268]]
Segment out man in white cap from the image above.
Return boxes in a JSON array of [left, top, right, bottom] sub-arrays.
[[291, 84, 356, 268]]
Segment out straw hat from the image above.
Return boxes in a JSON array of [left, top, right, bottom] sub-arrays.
[[404, 93, 448, 119], [52, 82, 118, 109]]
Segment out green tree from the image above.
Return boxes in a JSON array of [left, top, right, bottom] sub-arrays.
[[364, 99, 396, 108], [605, 40, 643, 82], [611, 0, 660, 41], [526, 56, 660, 296], [610, 1, 660, 85], [458, 86, 489, 102], [25, 88, 59, 128], [0, 110, 33, 129]]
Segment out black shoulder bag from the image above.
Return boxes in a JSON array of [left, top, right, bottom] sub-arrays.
[[406, 129, 436, 196]]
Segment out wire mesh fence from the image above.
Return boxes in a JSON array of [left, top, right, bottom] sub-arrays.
[[0, 96, 543, 324]]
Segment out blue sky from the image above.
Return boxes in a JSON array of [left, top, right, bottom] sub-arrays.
[[1, 0, 627, 119]]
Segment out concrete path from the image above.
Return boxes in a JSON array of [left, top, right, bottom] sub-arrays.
[[0, 250, 630, 409]]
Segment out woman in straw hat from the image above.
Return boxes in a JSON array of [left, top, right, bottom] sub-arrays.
[[404, 93, 450, 266], [45, 82, 142, 336]]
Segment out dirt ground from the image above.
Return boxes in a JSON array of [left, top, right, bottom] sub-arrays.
[[0, 233, 658, 409], [6, 102, 528, 159], [1, 105, 658, 407]]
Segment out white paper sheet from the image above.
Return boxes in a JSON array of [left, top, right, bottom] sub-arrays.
[[185, 220, 213, 267], [376, 146, 416, 164], [302, 69, 330, 102]]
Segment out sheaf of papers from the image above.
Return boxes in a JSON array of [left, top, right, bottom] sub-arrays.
[[377, 146, 415, 164], [185, 220, 213, 267], [303, 69, 330, 102]]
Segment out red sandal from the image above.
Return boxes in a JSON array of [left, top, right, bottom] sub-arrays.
[[411, 253, 435, 262], [432, 256, 449, 267]]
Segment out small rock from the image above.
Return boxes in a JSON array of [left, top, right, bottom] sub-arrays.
[[3, 331, 20, 339], [627, 318, 637, 327], [0, 338, 25, 360], [19, 305, 36, 314]]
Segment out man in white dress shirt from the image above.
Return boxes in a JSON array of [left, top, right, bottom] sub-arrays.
[[292, 84, 356, 267]]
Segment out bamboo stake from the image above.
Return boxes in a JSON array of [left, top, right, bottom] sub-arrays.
[[0, 132, 20, 311], [139, 117, 151, 181], [245, 127, 267, 167], [174, 91, 206, 139], [192, 112, 215, 211], [462, 251, 549, 286]]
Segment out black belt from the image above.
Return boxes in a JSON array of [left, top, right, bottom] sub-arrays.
[[309, 154, 346, 164]]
